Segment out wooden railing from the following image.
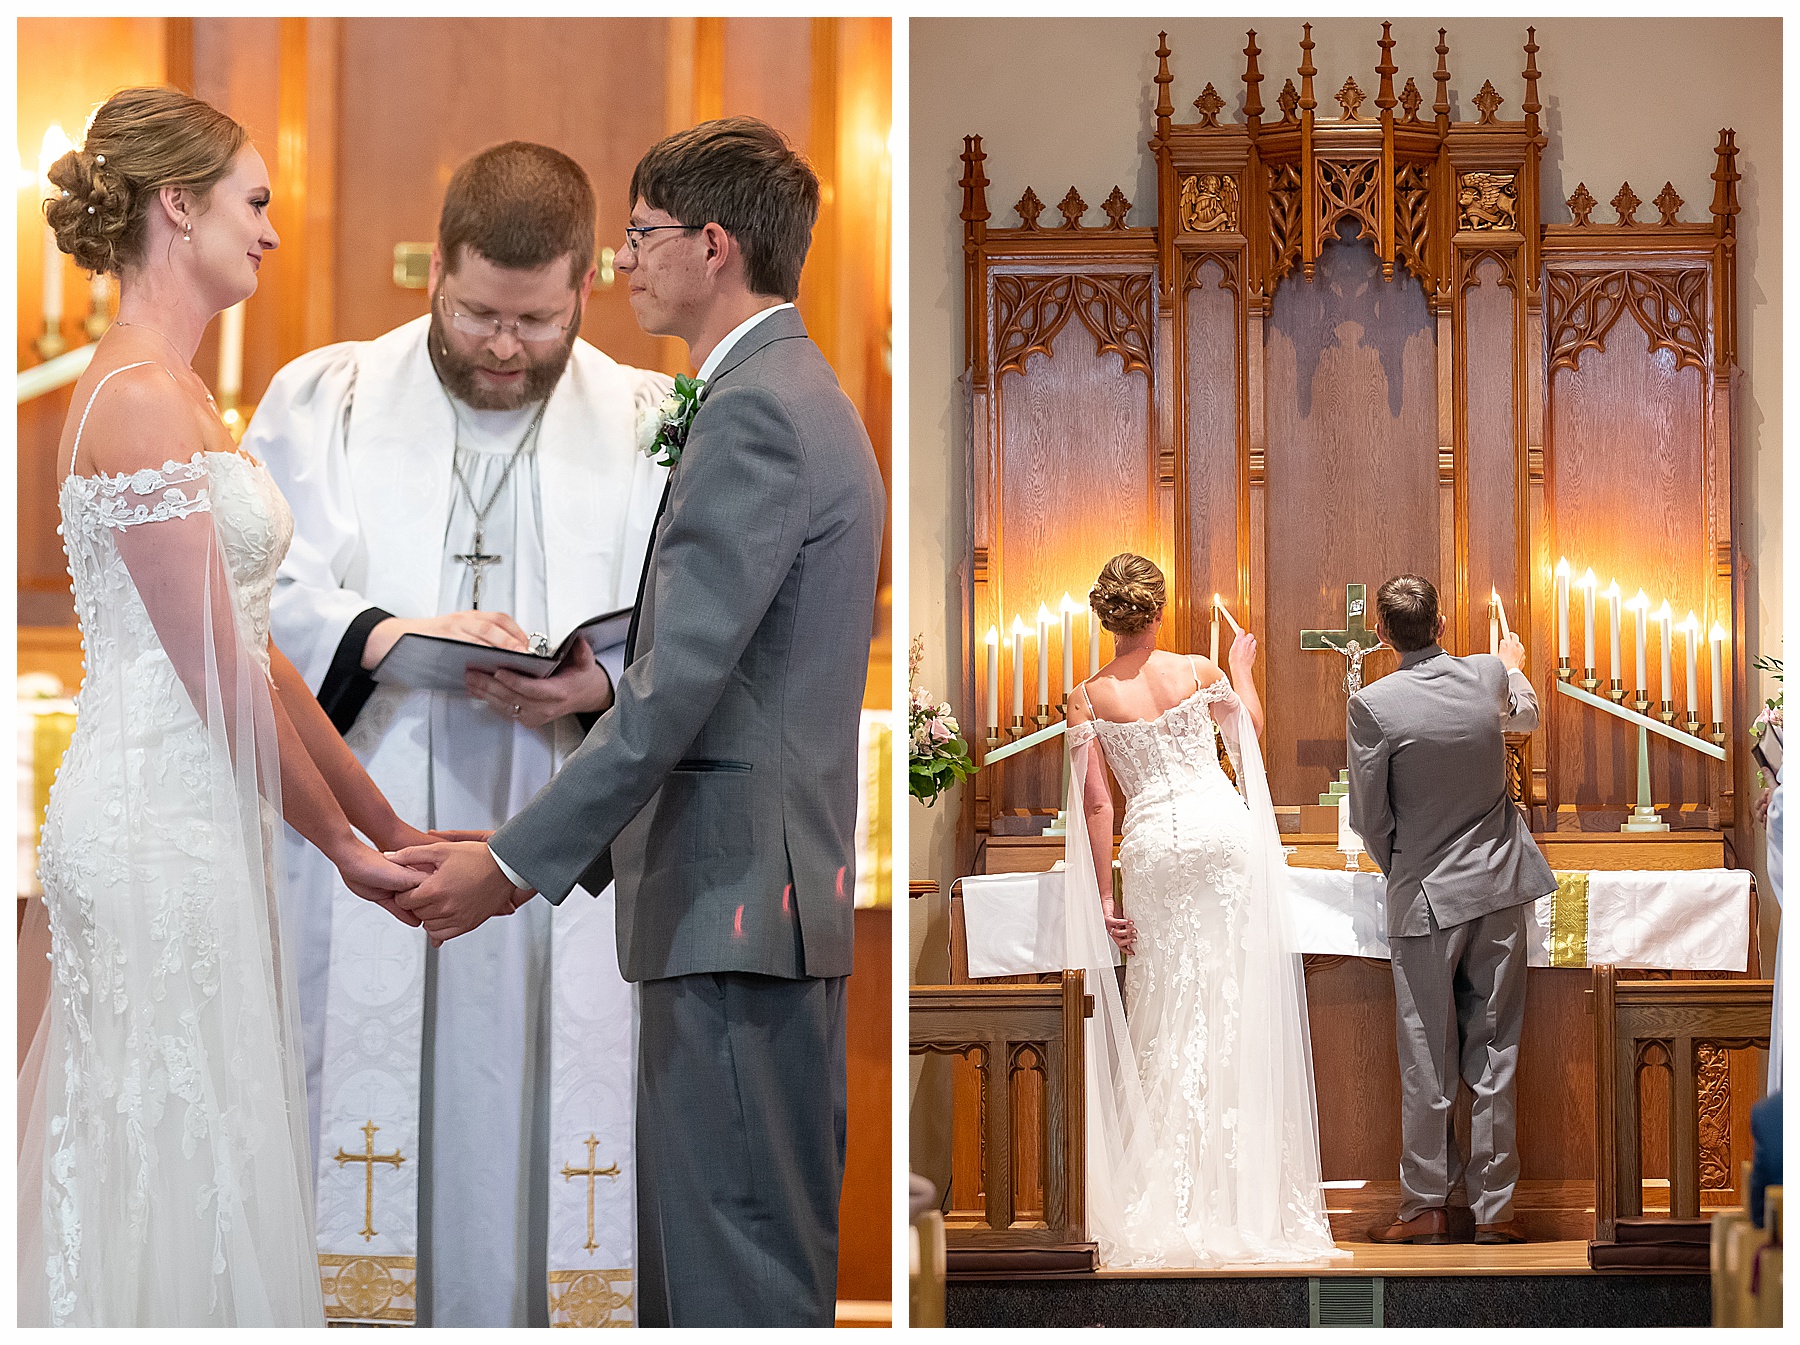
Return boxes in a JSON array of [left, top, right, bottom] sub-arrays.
[[1593, 964, 1773, 1242], [909, 970, 1090, 1256]]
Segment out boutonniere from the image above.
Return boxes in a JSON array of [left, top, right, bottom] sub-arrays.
[[637, 374, 704, 468]]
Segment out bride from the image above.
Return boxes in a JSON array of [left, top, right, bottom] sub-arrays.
[[19, 88, 431, 1326], [1064, 553, 1339, 1267]]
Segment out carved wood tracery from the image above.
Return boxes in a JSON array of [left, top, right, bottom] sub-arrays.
[[1544, 268, 1709, 375], [992, 272, 1156, 380]]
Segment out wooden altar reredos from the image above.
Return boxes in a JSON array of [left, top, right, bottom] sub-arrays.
[[959, 23, 1747, 854]]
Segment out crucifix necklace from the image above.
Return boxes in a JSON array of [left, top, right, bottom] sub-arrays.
[[447, 394, 549, 609]]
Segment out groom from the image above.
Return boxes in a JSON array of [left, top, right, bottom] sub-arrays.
[[392, 117, 884, 1326], [1346, 575, 1554, 1246]]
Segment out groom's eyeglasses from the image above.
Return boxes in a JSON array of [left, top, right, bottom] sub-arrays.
[[436, 290, 578, 344], [624, 223, 701, 255]]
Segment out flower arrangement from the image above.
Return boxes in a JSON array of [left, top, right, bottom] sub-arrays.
[[636, 374, 703, 468], [909, 635, 978, 806], [1750, 653, 1782, 785]]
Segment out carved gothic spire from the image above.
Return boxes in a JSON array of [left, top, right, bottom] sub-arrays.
[[1153, 32, 1174, 144], [1376, 22, 1398, 116], [1298, 23, 1317, 114], [1243, 30, 1265, 124], [1433, 29, 1452, 130], [959, 135, 990, 244]]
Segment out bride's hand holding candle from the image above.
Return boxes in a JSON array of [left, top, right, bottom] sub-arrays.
[[1225, 628, 1266, 739]]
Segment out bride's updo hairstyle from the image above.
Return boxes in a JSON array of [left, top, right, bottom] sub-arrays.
[[1089, 553, 1166, 636], [43, 87, 247, 276]]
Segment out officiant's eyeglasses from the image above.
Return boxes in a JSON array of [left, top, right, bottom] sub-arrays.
[[623, 223, 701, 255], [436, 290, 577, 345]]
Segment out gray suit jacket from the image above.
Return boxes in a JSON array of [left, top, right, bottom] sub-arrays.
[[492, 308, 884, 981], [1346, 645, 1555, 937]]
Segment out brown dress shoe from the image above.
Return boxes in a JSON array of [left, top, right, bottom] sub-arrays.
[[1367, 1208, 1452, 1245], [1474, 1219, 1527, 1244]]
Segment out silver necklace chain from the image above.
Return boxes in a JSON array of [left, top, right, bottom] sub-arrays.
[[444, 385, 548, 609]]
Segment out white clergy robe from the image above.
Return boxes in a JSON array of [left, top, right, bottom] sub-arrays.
[[248, 316, 669, 1326]]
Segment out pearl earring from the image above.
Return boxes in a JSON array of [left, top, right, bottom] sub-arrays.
[[183, 221, 192, 243]]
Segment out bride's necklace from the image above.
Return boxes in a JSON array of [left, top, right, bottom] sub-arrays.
[[443, 386, 548, 610], [112, 319, 226, 420]]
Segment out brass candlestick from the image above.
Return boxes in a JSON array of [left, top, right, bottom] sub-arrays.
[[34, 320, 66, 362], [1009, 714, 1026, 740], [1684, 714, 1704, 736], [1034, 703, 1052, 731], [1658, 699, 1676, 725], [1710, 721, 1728, 746], [1556, 658, 1572, 681], [1580, 667, 1598, 691], [1607, 678, 1625, 703], [1631, 689, 1651, 713]]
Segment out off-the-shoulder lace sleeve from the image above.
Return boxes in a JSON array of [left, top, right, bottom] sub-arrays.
[[82, 455, 212, 530], [1067, 719, 1099, 749], [1200, 676, 1246, 788]]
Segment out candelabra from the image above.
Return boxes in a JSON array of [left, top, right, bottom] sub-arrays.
[[1556, 657, 1571, 681]]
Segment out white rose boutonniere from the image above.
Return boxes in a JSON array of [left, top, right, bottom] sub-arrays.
[[636, 374, 704, 468]]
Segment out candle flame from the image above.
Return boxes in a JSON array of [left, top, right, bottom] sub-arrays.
[[1604, 580, 1621, 601], [1710, 623, 1728, 644], [1036, 602, 1053, 624], [1655, 600, 1673, 623], [1682, 612, 1700, 635], [1581, 568, 1596, 590], [1060, 592, 1076, 613], [985, 625, 998, 645], [1555, 557, 1570, 578], [1626, 587, 1646, 610], [1011, 615, 1026, 637], [38, 123, 71, 183]]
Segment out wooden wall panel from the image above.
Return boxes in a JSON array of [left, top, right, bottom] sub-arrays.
[[1461, 260, 1518, 653], [1547, 313, 1713, 809], [721, 18, 815, 152], [1181, 266, 1240, 640], [993, 317, 1154, 811], [332, 18, 671, 370], [1263, 234, 1438, 805]]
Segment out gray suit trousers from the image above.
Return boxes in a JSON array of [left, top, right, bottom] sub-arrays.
[[636, 972, 848, 1327], [1389, 902, 1528, 1224]]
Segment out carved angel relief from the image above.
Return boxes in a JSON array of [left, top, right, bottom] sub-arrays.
[[1458, 172, 1518, 231], [1179, 173, 1240, 233], [993, 272, 1155, 379]]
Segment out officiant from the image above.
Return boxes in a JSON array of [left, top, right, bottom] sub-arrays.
[[247, 141, 670, 1326]]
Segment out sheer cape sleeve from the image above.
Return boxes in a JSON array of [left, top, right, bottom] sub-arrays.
[[19, 450, 321, 1324]]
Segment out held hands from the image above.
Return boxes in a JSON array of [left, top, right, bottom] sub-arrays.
[[1497, 630, 1526, 674], [335, 841, 425, 928], [386, 839, 535, 945], [361, 609, 532, 671], [466, 645, 614, 729]]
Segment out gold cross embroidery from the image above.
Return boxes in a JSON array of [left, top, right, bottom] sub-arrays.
[[334, 1120, 406, 1241], [561, 1134, 622, 1252]]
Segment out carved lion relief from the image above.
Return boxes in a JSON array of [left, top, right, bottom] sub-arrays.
[[1459, 172, 1519, 231]]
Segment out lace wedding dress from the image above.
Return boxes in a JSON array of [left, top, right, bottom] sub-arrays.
[[18, 363, 324, 1325], [1065, 663, 1339, 1267]]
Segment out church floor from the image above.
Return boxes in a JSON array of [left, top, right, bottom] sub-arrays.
[[946, 1253, 1711, 1328]]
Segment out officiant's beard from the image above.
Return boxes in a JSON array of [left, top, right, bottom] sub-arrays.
[[427, 311, 577, 411]]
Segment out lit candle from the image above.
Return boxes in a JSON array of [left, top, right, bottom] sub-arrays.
[[1493, 588, 1511, 640], [1612, 579, 1627, 684], [1088, 606, 1100, 677], [1709, 623, 1726, 724], [985, 626, 999, 738], [1210, 597, 1220, 664], [1011, 617, 1025, 720], [1036, 604, 1052, 707], [1555, 558, 1570, 661], [1656, 602, 1674, 703], [38, 125, 71, 335], [217, 299, 245, 402], [1489, 596, 1499, 655], [1581, 569, 1597, 670], [1626, 589, 1647, 692], [1060, 594, 1075, 700], [1681, 613, 1700, 716]]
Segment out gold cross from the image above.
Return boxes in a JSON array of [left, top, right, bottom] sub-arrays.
[[334, 1120, 406, 1242], [1301, 582, 1381, 654], [561, 1134, 622, 1252]]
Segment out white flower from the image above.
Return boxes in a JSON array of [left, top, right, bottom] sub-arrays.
[[658, 392, 683, 421], [634, 406, 662, 454]]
